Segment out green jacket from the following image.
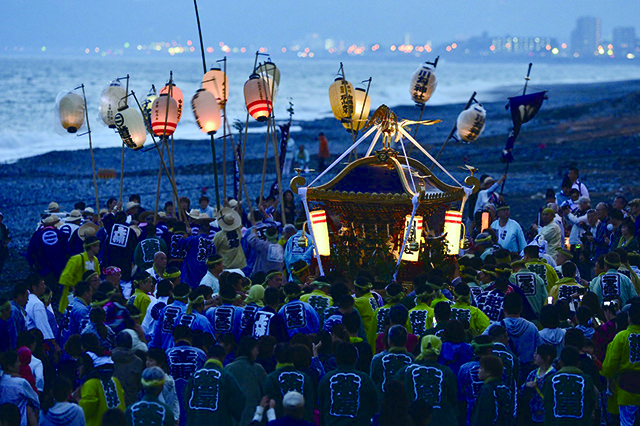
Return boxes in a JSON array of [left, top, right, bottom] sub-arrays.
[[263, 364, 315, 423], [370, 347, 414, 399], [318, 365, 378, 426], [542, 366, 595, 426], [526, 259, 559, 293], [601, 324, 640, 406], [183, 360, 245, 426], [510, 270, 548, 317], [394, 358, 459, 426], [125, 393, 174, 426], [471, 378, 514, 426], [225, 356, 267, 426]]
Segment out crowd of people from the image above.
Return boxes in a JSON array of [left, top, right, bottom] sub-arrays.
[[0, 164, 640, 426]]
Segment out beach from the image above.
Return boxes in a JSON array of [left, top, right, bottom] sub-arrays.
[[2, 77, 640, 284]]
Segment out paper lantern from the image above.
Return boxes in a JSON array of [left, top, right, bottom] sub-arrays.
[[114, 105, 147, 150], [160, 83, 183, 122], [444, 210, 463, 255], [481, 211, 490, 232], [456, 104, 486, 142], [244, 74, 272, 122], [309, 210, 330, 256], [410, 63, 438, 105], [400, 215, 423, 262], [342, 87, 371, 132], [202, 67, 229, 106], [329, 78, 355, 122], [192, 89, 222, 134], [141, 86, 158, 130], [151, 94, 178, 137], [256, 61, 280, 104], [99, 80, 126, 128], [57, 91, 85, 133]]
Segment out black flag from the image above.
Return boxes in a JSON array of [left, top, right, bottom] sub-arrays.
[[502, 91, 547, 163], [278, 123, 291, 171]]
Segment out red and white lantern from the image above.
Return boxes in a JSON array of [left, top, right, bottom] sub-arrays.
[[309, 210, 330, 256], [244, 74, 272, 122], [444, 210, 463, 255], [160, 83, 184, 122], [192, 89, 222, 134], [151, 94, 178, 137]]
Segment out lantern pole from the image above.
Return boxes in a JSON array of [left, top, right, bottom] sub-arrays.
[[220, 57, 228, 204], [350, 77, 372, 160], [116, 74, 130, 206], [432, 91, 477, 165], [77, 84, 100, 214]]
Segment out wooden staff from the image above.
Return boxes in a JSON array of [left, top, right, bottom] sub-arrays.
[[79, 84, 100, 213], [119, 74, 129, 205]]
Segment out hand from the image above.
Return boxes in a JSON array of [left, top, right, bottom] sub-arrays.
[[269, 399, 276, 409], [499, 174, 507, 182], [260, 396, 270, 408], [312, 341, 322, 357], [525, 381, 535, 388]]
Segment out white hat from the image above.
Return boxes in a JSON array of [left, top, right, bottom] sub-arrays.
[[48, 202, 60, 212], [227, 199, 238, 208], [125, 201, 140, 212], [218, 207, 242, 231], [78, 222, 99, 240], [282, 391, 305, 410], [43, 215, 60, 226], [65, 209, 83, 222], [188, 209, 202, 220], [83, 207, 95, 215]]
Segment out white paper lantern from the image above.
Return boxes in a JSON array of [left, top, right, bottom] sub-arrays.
[[456, 104, 486, 142], [160, 83, 184, 122], [151, 94, 178, 137], [192, 89, 222, 134], [99, 80, 126, 128], [115, 105, 147, 150], [443, 210, 463, 255], [309, 210, 330, 256], [202, 67, 229, 106], [256, 61, 280, 104], [141, 86, 158, 131], [400, 215, 423, 262], [57, 91, 85, 133], [244, 74, 272, 122], [329, 78, 355, 122], [409, 63, 438, 105], [343, 87, 371, 132]]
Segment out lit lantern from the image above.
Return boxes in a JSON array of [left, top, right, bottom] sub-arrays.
[[409, 63, 438, 105], [202, 66, 229, 106], [329, 78, 355, 122], [456, 104, 486, 142], [481, 211, 490, 232], [99, 80, 126, 128], [400, 215, 423, 262], [160, 83, 184, 122], [244, 74, 272, 122], [114, 105, 147, 150], [57, 91, 85, 133], [309, 210, 330, 256], [151, 94, 178, 137], [342, 87, 371, 132], [443, 210, 463, 255], [192, 89, 222, 134], [141, 86, 158, 130], [256, 61, 280, 104]]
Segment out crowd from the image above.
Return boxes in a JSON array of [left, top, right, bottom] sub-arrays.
[[0, 164, 640, 426]]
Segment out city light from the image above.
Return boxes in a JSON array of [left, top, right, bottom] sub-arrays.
[[628, 53, 636, 59], [552, 48, 559, 54]]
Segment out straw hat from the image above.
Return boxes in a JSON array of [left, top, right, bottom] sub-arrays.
[[218, 207, 242, 231], [130, 224, 142, 238], [125, 201, 140, 212], [188, 209, 202, 220], [138, 211, 154, 224], [227, 199, 238, 208], [479, 176, 496, 189], [65, 209, 83, 223], [82, 207, 95, 216], [47, 202, 60, 212], [78, 222, 99, 241], [43, 215, 60, 226]]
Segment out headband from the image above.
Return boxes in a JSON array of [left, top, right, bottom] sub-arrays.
[[186, 295, 205, 315], [480, 269, 497, 277], [104, 266, 121, 276], [495, 267, 512, 275], [605, 258, 621, 268], [385, 292, 404, 304], [292, 263, 309, 275], [141, 377, 166, 388], [310, 281, 331, 289], [354, 279, 373, 291], [83, 239, 100, 249], [206, 258, 223, 267], [510, 259, 526, 268], [285, 291, 303, 304], [496, 205, 510, 211], [164, 270, 181, 279], [90, 299, 109, 308]]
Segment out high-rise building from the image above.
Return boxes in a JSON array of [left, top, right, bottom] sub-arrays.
[[570, 16, 601, 57], [613, 27, 636, 54]]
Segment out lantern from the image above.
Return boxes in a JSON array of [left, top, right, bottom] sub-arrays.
[[443, 210, 463, 255], [160, 83, 184, 122], [114, 105, 147, 150], [192, 89, 222, 134], [481, 211, 490, 232], [202, 67, 229, 106], [329, 78, 355, 122], [309, 210, 330, 256], [141, 86, 158, 130], [456, 104, 486, 142], [256, 61, 280, 104], [57, 91, 85, 133], [99, 80, 126, 128], [151, 94, 178, 137], [244, 74, 272, 122], [342, 87, 371, 132], [400, 215, 423, 262], [409, 63, 438, 105]]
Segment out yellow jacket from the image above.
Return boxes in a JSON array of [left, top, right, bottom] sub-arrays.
[[407, 302, 435, 337], [129, 289, 152, 321], [601, 324, 640, 406], [525, 259, 559, 293], [451, 301, 490, 336], [80, 377, 126, 426], [58, 252, 100, 313], [354, 293, 379, 338]]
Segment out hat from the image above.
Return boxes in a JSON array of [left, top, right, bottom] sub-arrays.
[[218, 207, 242, 231], [78, 222, 99, 240], [480, 176, 496, 189], [245, 285, 265, 306], [125, 201, 140, 212], [282, 391, 305, 410], [578, 196, 591, 204], [43, 215, 60, 226], [542, 208, 555, 215], [99, 208, 109, 215], [475, 232, 492, 245], [48, 202, 60, 212], [417, 335, 442, 360], [227, 199, 238, 208], [104, 266, 122, 276], [187, 209, 202, 220], [310, 280, 331, 288], [83, 207, 95, 215], [629, 198, 640, 207], [138, 211, 154, 224], [65, 209, 83, 223], [496, 203, 510, 212]]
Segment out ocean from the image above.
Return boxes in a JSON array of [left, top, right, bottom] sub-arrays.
[[1, 55, 639, 163]]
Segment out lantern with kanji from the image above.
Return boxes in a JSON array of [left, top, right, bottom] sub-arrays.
[[192, 89, 222, 134], [244, 74, 272, 122], [456, 104, 486, 143], [160, 83, 183, 122], [329, 77, 355, 122], [309, 210, 330, 256], [202, 66, 229, 106], [443, 210, 463, 255], [151, 94, 178, 137], [99, 80, 126, 128], [342, 87, 371, 132], [409, 63, 438, 105], [56, 91, 85, 133], [114, 105, 147, 150], [400, 215, 423, 262], [141, 86, 157, 130]]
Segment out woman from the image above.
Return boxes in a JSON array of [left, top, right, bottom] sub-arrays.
[[146, 348, 179, 424], [617, 220, 639, 252], [76, 351, 125, 426], [82, 307, 115, 350], [281, 190, 297, 225]]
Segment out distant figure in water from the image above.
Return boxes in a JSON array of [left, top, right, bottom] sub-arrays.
[[296, 144, 310, 173], [318, 133, 330, 172]]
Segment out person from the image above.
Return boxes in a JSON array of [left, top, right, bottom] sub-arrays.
[[39, 377, 85, 426], [531, 207, 562, 259], [141, 278, 172, 337], [82, 307, 116, 351], [299, 280, 332, 320], [133, 224, 167, 272], [593, 301, 617, 362], [26, 215, 69, 291], [199, 254, 223, 294], [370, 325, 414, 399], [589, 251, 637, 305], [296, 145, 310, 172], [509, 259, 547, 317], [60, 280, 92, 346], [407, 284, 436, 338], [543, 346, 595, 426], [111, 331, 143, 407], [439, 320, 474, 376], [353, 276, 380, 339], [247, 224, 284, 275], [617, 219, 639, 252], [9, 282, 29, 349], [375, 304, 417, 355], [317, 342, 378, 426], [425, 301, 451, 337], [125, 366, 175, 426], [102, 212, 138, 289], [173, 222, 214, 288], [523, 245, 559, 293], [474, 175, 506, 214], [471, 355, 513, 426], [457, 335, 493, 426], [267, 391, 314, 426], [251, 287, 289, 342], [145, 349, 179, 424], [601, 302, 640, 426], [58, 235, 101, 313], [24, 274, 57, 350], [395, 335, 458, 425], [205, 280, 244, 339], [317, 133, 330, 172], [0, 351, 40, 426], [522, 343, 556, 425], [450, 283, 490, 336], [371, 380, 412, 426], [145, 251, 167, 285], [213, 207, 247, 270], [369, 283, 406, 347], [127, 271, 155, 322], [0, 212, 10, 277], [150, 283, 190, 350], [198, 195, 215, 218], [279, 283, 320, 337], [341, 311, 373, 373], [78, 351, 126, 426], [183, 344, 245, 426], [567, 166, 589, 199], [491, 204, 527, 253], [177, 289, 216, 337]]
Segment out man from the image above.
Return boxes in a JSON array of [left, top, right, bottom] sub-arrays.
[[318, 342, 378, 426], [26, 215, 69, 290], [58, 209, 82, 242], [146, 251, 167, 285], [279, 282, 320, 337], [206, 281, 245, 339], [553, 248, 581, 280], [102, 211, 138, 290], [264, 270, 284, 289], [548, 262, 584, 304], [296, 144, 310, 171], [299, 280, 332, 320], [629, 198, 640, 240], [58, 235, 101, 313], [523, 245, 558, 293], [457, 335, 494, 426], [251, 287, 289, 342], [0, 351, 40, 426], [471, 355, 513, 426], [567, 166, 589, 199], [509, 259, 547, 318], [174, 222, 215, 287], [182, 344, 245, 425], [247, 224, 284, 275], [134, 224, 168, 272], [60, 280, 92, 346], [9, 282, 29, 350], [150, 283, 190, 350], [474, 175, 506, 215], [284, 228, 313, 279], [177, 289, 216, 336], [141, 278, 172, 337], [24, 273, 57, 349], [491, 204, 527, 253], [353, 276, 380, 339], [125, 367, 174, 426], [269, 391, 314, 426], [112, 331, 144, 407], [407, 284, 436, 338], [487, 325, 519, 418], [531, 207, 562, 259], [225, 337, 267, 425], [564, 197, 591, 247], [213, 207, 246, 270], [199, 254, 223, 294], [370, 325, 414, 399], [589, 251, 637, 305], [451, 283, 490, 336]]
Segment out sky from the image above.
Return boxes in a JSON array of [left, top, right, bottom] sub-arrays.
[[2, 0, 639, 53]]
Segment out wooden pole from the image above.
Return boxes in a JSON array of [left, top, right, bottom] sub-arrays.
[[80, 84, 100, 213], [119, 75, 129, 206], [222, 57, 228, 204], [154, 138, 167, 222]]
